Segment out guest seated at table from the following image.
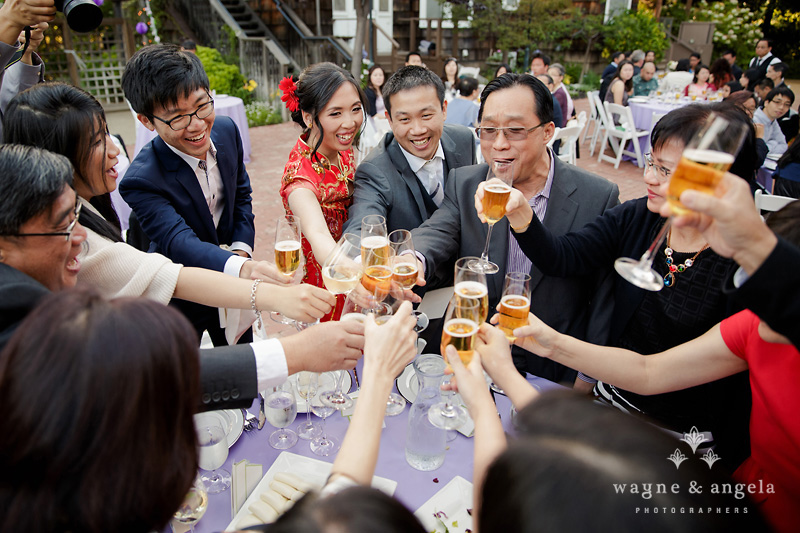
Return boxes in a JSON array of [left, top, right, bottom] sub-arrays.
[[708, 57, 733, 91], [719, 80, 743, 99], [0, 288, 202, 533], [604, 59, 634, 107], [444, 342, 766, 533], [773, 139, 800, 198], [753, 77, 774, 104], [753, 86, 793, 157], [632, 61, 658, 96], [474, 103, 759, 467], [364, 64, 386, 118], [683, 64, 711, 97], [444, 76, 480, 128], [739, 67, 758, 92]]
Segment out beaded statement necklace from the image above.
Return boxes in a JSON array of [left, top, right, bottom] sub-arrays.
[[663, 229, 709, 288]]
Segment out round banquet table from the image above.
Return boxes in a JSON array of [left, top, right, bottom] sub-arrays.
[[192, 361, 562, 533], [628, 98, 688, 155], [133, 95, 252, 164]]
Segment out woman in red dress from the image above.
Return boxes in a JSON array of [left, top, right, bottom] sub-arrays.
[[279, 63, 367, 320]]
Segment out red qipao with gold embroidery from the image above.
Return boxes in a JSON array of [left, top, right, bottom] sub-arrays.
[[279, 135, 354, 321]]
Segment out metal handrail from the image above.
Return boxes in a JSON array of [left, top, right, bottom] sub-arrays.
[[272, 0, 353, 64]]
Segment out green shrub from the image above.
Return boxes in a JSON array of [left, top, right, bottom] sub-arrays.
[[246, 100, 283, 128], [602, 10, 669, 61], [195, 46, 255, 105], [691, 0, 763, 67]]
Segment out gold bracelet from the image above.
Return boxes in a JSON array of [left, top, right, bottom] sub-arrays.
[[251, 279, 263, 331]]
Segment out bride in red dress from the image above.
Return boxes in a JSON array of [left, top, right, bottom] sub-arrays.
[[279, 63, 367, 320]]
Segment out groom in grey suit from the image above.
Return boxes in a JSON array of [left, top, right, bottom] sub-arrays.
[[412, 73, 619, 385], [344, 66, 476, 237]]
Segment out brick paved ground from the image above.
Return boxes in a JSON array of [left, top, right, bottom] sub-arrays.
[[245, 97, 647, 259]]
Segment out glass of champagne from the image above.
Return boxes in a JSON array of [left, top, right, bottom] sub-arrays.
[[360, 246, 393, 304], [469, 161, 515, 274], [309, 387, 340, 456], [498, 272, 531, 342], [196, 424, 230, 493], [271, 215, 303, 325], [171, 476, 208, 532], [454, 257, 489, 324], [361, 215, 390, 267], [265, 380, 299, 449], [614, 114, 747, 291], [322, 233, 362, 296], [428, 297, 482, 430], [294, 371, 321, 440], [389, 229, 427, 332]]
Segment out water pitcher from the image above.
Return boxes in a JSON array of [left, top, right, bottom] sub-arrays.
[[405, 354, 447, 471]]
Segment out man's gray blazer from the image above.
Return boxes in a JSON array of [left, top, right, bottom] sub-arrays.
[[344, 123, 476, 235], [412, 157, 620, 383]]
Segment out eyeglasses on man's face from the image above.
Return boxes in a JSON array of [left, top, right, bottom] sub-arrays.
[[476, 124, 545, 142], [644, 153, 672, 183], [152, 94, 215, 131], [3, 200, 82, 242]]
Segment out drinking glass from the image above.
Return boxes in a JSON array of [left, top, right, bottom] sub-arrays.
[[294, 372, 321, 440], [309, 388, 340, 456], [265, 380, 298, 449], [361, 215, 389, 267], [196, 424, 231, 493], [469, 161, 515, 274], [171, 476, 208, 532], [497, 272, 531, 342], [614, 114, 748, 291], [389, 228, 428, 332], [428, 297, 482, 430], [322, 233, 362, 296], [271, 215, 303, 325], [454, 257, 489, 324], [320, 369, 354, 410]]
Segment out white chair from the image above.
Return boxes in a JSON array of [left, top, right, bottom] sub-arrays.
[[590, 91, 614, 157], [546, 127, 560, 149], [582, 91, 601, 150], [598, 102, 649, 169], [549, 124, 583, 165], [754, 189, 795, 214], [650, 112, 667, 130]]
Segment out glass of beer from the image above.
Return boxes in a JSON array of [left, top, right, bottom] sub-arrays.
[[454, 257, 489, 324], [322, 233, 362, 295], [498, 272, 531, 342], [428, 297, 481, 430], [389, 229, 428, 332], [361, 215, 389, 267], [469, 161, 515, 274], [271, 215, 303, 325], [614, 114, 747, 292]]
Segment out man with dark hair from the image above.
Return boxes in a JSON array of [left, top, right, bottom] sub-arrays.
[[722, 49, 743, 79], [688, 52, 702, 73], [410, 74, 620, 384], [754, 77, 775, 104], [405, 51, 423, 66], [0, 144, 363, 411], [344, 66, 475, 244], [748, 38, 781, 88], [754, 86, 794, 157], [766, 62, 787, 88], [180, 39, 197, 54], [119, 44, 258, 346], [529, 51, 550, 76], [444, 76, 480, 128]]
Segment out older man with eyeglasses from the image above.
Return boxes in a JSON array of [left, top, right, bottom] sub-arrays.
[[410, 73, 620, 385]]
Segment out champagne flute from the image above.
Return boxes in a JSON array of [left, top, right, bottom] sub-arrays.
[[454, 257, 489, 324], [271, 215, 303, 325], [322, 233, 362, 295], [266, 380, 299, 449], [614, 114, 747, 291], [469, 161, 515, 274], [294, 371, 322, 440], [361, 215, 390, 266], [196, 424, 231, 493], [171, 476, 208, 532], [428, 297, 482, 430], [389, 229, 428, 332], [309, 388, 340, 456], [497, 272, 531, 342], [320, 369, 354, 410]]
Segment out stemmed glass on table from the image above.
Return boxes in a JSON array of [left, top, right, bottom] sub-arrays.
[[271, 215, 303, 325], [171, 476, 208, 532], [265, 380, 299, 449], [196, 424, 231, 494], [469, 161, 515, 274], [309, 385, 340, 456], [294, 371, 322, 440], [614, 114, 748, 291]]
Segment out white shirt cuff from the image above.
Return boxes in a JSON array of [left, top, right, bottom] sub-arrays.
[[230, 241, 253, 257], [413, 251, 428, 277], [250, 338, 289, 391], [224, 255, 250, 277]]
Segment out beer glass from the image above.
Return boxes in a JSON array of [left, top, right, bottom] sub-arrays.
[[469, 161, 515, 274], [498, 272, 531, 342], [321, 233, 362, 295], [361, 215, 389, 267], [454, 257, 489, 324], [428, 297, 482, 430], [614, 114, 747, 291], [271, 215, 303, 325], [389, 229, 428, 332]]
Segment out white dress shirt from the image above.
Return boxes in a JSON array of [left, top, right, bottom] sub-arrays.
[[398, 141, 446, 206]]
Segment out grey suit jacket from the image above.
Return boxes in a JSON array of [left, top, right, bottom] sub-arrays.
[[412, 157, 620, 383], [344, 124, 476, 235]]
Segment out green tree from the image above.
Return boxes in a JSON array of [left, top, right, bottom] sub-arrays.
[[601, 10, 669, 59]]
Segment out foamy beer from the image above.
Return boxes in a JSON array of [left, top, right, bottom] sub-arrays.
[[440, 318, 479, 365], [498, 272, 531, 342], [482, 180, 512, 224], [275, 240, 301, 275], [361, 235, 390, 266], [340, 312, 366, 324], [322, 264, 361, 294], [455, 280, 489, 323], [388, 229, 419, 290], [667, 148, 734, 214]]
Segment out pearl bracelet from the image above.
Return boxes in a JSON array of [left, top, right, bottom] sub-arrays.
[[251, 279, 262, 330]]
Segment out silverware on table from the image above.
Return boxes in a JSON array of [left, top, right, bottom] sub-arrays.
[[257, 393, 266, 430], [243, 409, 257, 432]]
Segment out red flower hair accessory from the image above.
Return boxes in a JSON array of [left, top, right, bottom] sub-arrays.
[[279, 76, 300, 112]]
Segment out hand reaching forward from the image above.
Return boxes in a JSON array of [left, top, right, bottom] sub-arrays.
[[363, 301, 417, 380], [266, 284, 335, 322]]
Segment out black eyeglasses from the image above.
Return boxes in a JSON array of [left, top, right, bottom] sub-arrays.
[[5, 201, 82, 242], [476, 124, 545, 141], [644, 153, 672, 183], [152, 94, 215, 131]]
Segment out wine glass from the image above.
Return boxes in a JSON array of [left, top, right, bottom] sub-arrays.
[[265, 380, 298, 449], [171, 476, 208, 532], [454, 257, 489, 324], [322, 233, 362, 296], [309, 388, 340, 456], [428, 297, 482, 430], [389, 229, 428, 332], [196, 424, 231, 493], [271, 215, 303, 325], [614, 114, 748, 291], [469, 161, 515, 274], [320, 369, 354, 410], [497, 272, 531, 342], [363, 299, 407, 415], [294, 372, 322, 440], [361, 215, 389, 267]]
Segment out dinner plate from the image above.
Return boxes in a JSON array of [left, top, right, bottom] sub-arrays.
[[629, 96, 648, 103], [288, 371, 353, 413], [194, 409, 244, 448], [225, 451, 397, 531], [414, 475, 474, 533]]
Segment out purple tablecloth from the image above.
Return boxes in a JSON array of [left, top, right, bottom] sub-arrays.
[[134, 95, 252, 164], [194, 361, 561, 533], [628, 99, 686, 154]]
